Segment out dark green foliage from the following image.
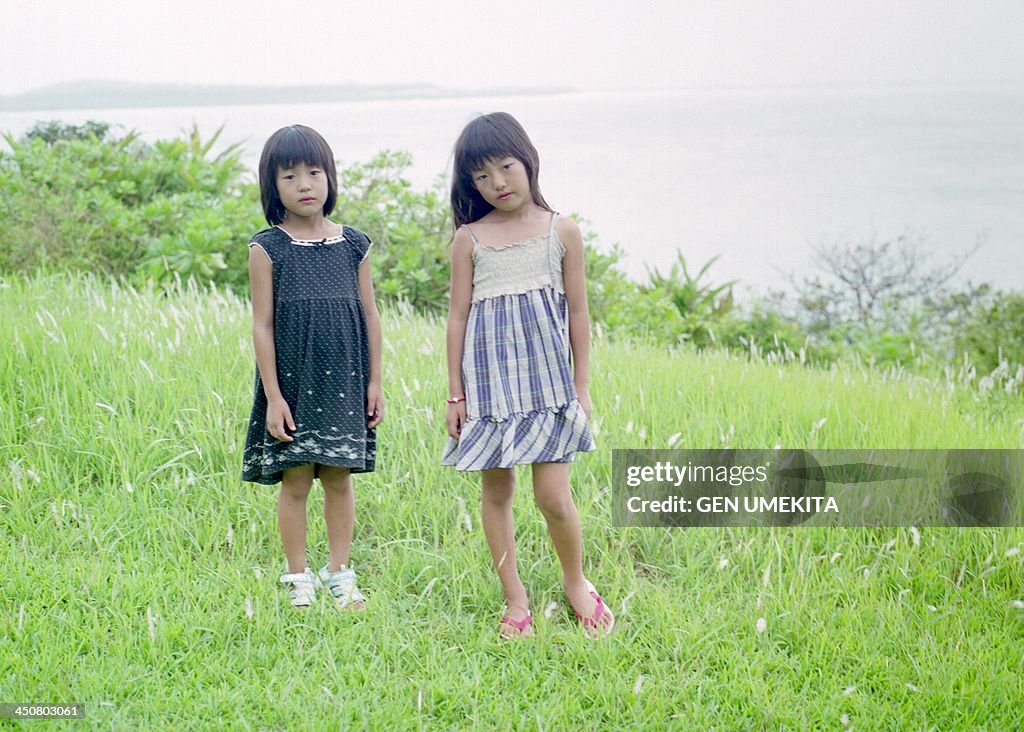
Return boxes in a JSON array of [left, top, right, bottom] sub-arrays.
[[334, 151, 451, 311], [0, 121, 262, 288]]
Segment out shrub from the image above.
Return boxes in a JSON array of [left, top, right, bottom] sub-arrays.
[[0, 121, 262, 288], [644, 253, 736, 347], [945, 287, 1024, 372], [334, 151, 451, 312], [713, 307, 817, 361]]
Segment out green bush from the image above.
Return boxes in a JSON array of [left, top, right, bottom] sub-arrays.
[[333, 151, 451, 312], [713, 307, 817, 361], [946, 287, 1024, 373], [645, 253, 736, 348], [0, 121, 262, 288]]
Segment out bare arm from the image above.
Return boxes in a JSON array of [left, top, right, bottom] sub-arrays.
[[445, 227, 475, 438], [249, 244, 295, 441], [357, 253, 385, 428], [559, 217, 593, 417]]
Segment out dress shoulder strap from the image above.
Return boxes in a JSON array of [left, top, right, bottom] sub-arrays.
[[545, 211, 561, 284], [547, 211, 559, 238], [461, 224, 480, 246]]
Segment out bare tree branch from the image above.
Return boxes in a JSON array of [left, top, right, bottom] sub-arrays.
[[792, 231, 983, 333]]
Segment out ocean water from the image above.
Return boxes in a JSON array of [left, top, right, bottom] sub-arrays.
[[2, 85, 1022, 293]]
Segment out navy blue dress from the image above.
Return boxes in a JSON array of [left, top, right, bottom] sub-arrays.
[[242, 225, 376, 484]]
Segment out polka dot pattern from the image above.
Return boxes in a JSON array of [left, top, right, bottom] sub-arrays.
[[242, 225, 376, 484]]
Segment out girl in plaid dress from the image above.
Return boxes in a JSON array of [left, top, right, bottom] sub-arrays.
[[442, 113, 614, 638]]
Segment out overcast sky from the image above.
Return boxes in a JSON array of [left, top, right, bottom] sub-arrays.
[[2, 1, 1023, 96]]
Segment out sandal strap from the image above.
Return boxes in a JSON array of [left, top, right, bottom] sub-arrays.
[[326, 580, 365, 601], [500, 613, 533, 631], [575, 580, 615, 635], [578, 595, 605, 627], [280, 572, 316, 585], [320, 566, 365, 606], [280, 570, 318, 607]]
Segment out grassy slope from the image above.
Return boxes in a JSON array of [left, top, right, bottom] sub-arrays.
[[2, 274, 1023, 730]]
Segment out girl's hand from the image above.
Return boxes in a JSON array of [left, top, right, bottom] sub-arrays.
[[266, 397, 296, 442], [576, 388, 593, 420], [367, 383, 385, 429], [445, 401, 467, 440]]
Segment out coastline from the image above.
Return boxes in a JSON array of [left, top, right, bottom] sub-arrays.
[[0, 80, 574, 113]]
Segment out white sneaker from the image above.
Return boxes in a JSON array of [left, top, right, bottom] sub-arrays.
[[318, 565, 365, 610], [280, 568, 318, 609]]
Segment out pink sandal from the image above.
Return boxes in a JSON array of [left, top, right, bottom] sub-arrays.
[[499, 607, 533, 639], [574, 580, 615, 637]]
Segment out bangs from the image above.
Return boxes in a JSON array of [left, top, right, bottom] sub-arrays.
[[456, 117, 532, 177], [266, 127, 333, 171]]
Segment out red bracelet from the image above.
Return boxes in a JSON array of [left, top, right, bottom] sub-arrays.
[[446, 396, 466, 404]]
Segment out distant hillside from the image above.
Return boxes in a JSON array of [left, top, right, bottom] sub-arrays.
[[0, 80, 572, 112]]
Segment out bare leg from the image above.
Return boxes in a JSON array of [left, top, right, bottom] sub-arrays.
[[279, 464, 315, 573], [480, 467, 531, 634], [532, 462, 613, 632], [319, 465, 354, 571]]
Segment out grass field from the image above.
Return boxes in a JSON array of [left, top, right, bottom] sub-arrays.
[[2, 273, 1024, 729]]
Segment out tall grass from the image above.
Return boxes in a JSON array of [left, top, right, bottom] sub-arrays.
[[2, 273, 1023, 729]]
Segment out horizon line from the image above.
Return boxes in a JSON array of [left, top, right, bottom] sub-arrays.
[[3, 76, 1024, 99]]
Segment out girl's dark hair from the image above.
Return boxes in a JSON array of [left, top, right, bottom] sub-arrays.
[[258, 125, 338, 225], [450, 112, 551, 228]]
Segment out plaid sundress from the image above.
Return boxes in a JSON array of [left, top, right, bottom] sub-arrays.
[[441, 213, 595, 471]]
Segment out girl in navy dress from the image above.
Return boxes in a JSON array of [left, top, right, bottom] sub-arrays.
[[442, 113, 614, 638], [242, 125, 384, 610]]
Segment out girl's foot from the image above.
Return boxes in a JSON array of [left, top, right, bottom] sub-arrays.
[[280, 568, 319, 609], [564, 578, 615, 638], [318, 565, 366, 611], [499, 603, 533, 640]]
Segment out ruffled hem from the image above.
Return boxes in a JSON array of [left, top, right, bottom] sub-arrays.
[[441, 399, 595, 471]]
